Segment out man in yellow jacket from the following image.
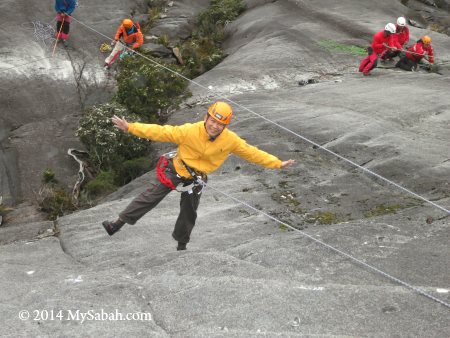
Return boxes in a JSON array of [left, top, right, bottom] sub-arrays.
[[103, 101, 295, 250]]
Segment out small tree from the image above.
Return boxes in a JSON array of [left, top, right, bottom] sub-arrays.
[[116, 55, 191, 120], [180, 0, 246, 78], [84, 170, 118, 198], [113, 156, 153, 186], [76, 102, 152, 170], [196, 0, 247, 40]]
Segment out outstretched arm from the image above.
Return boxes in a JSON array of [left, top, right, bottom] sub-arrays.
[[112, 115, 129, 132], [232, 134, 296, 169]]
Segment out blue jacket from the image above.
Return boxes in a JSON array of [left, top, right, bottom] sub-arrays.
[[55, 0, 76, 15]]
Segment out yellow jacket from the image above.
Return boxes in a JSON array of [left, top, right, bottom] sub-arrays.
[[128, 121, 282, 178]]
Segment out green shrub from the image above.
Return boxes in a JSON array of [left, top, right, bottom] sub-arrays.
[[180, 0, 245, 78], [180, 37, 224, 78], [38, 185, 77, 220], [116, 55, 191, 120], [196, 0, 246, 40], [145, 6, 162, 31], [85, 171, 118, 197], [158, 34, 170, 48], [42, 168, 57, 183], [0, 196, 13, 215], [76, 102, 152, 169], [113, 157, 153, 186]]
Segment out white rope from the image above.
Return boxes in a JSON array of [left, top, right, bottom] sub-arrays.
[[69, 14, 450, 216], [0, 20, 60, 73], [22, 20, 56, 47], [203, 181, 450, 309]]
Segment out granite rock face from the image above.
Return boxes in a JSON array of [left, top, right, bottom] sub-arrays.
[[1, 0, 450, 336]]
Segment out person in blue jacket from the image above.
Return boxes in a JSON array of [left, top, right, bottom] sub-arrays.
[[54, 0, 76, 46]]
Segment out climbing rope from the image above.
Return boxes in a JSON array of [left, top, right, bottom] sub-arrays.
[[99, 42, 112, 53], [52, 16, 65, 57], [0, 20, 60, 73], [22, 20, 56, 47]]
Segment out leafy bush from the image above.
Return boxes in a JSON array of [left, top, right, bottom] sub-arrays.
[[0, 196, 13, 215], [116, 55, 191, 120], [180, 0, 246, 78], [158, 34, 170, 48], [38, 185, 77, 220], [84, 171, 118, 198], [76, 102, 152, 169], [181, 37, 224, 78], [113, 157, 153, 186], [196, 0, 247, 40], [42, 168, 57, 183]]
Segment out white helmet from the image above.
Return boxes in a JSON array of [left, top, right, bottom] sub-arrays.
[[397, 17, 406, 26], [385, 23, 396, 34]]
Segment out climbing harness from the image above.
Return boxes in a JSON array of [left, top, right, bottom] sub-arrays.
[[156, 151, 177, 190], [156, 151, 206, 194], [179, 159, 207, 195]]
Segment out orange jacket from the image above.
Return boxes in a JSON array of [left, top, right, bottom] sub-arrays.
[[114, 22, 143, 49], [128, 121, 282, 178]]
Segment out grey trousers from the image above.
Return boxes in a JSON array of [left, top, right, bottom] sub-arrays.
[[118, 159, 203, 244]]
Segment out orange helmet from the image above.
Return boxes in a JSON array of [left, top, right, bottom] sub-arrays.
[[207, 101, 233, 125], [422, 35, 431, 44], [122, 19, 133, 29]]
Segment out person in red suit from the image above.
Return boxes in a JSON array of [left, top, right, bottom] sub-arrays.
[[396, 35, 434, 71], [359, 23, 397, 76], [381, 17, 410, 61]]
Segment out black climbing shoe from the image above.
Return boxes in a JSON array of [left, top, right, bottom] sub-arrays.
[[102, 220, 124, 236], [177, 242, 187, 251]]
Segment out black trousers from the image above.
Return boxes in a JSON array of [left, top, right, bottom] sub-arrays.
[[381, 49, 400, 60], [396, 56, 416, 71], [56, 20, 70, 35], [119, 159, 204, 244]]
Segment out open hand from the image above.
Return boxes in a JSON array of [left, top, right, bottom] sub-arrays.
[[112, 115, 129, 132], [281, 159, 295, 169]]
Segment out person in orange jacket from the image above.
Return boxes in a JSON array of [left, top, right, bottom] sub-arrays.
[[102, 101, 295, 251], [359, 23, 397, 76], [104, 19, 144, 69], [381, 17, 410, 61], [396, 35, 434, 71]]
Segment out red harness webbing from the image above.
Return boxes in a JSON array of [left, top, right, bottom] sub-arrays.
[[156, 156, 176, 190]]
